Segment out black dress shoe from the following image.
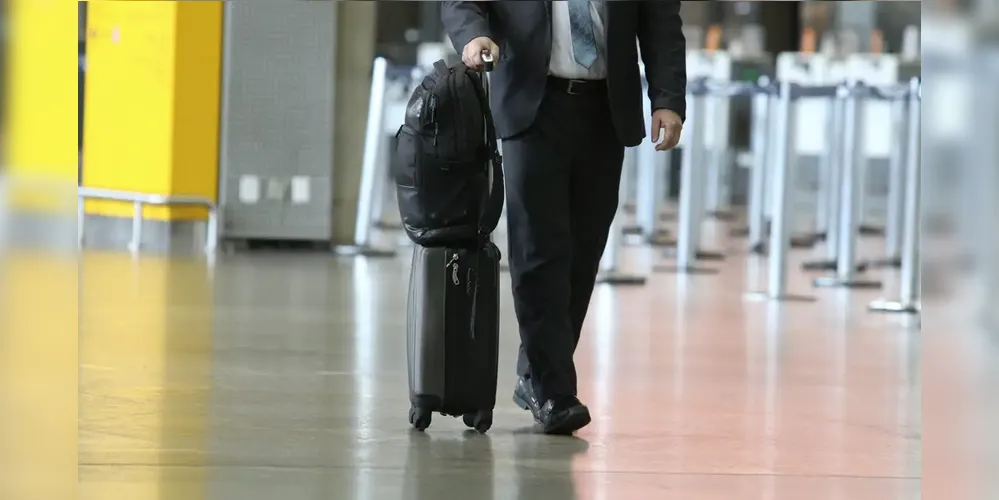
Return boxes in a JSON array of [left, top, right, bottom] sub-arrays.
[[512, 377, 542, 423], [537, 396, 591, 435], [513, 378, 591, 435]]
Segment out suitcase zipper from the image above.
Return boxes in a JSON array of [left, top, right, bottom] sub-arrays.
[[447, 252, 476, 341], [447, 252, 460, 286]]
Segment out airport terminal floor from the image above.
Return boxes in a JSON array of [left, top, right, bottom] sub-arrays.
[[69, 229, 921, 500]]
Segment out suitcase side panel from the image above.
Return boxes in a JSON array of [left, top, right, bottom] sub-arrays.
[[441, 242, 501, 415], [407, 245, 448, 408], [469, 242, 501, 411]]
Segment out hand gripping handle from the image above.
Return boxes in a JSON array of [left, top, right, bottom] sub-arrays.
[[481, 51, 495, 73]]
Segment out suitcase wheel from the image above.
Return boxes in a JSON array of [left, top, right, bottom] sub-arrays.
[[462, 410, 493, 434], [409, 405, 433, 431]]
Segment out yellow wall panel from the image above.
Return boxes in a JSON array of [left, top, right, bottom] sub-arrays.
[[82, 1, 223, 221], [2, 0, 79, 211]]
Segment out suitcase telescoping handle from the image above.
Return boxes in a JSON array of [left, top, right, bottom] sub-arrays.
[[481, 50, 495, 73]]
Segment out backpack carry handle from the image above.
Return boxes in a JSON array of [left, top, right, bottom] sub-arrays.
[[481, 51, 495, 73]]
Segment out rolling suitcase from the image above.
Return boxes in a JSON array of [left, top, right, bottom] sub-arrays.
[[406, 52, 501, 433], [406, 241, 501, 433]]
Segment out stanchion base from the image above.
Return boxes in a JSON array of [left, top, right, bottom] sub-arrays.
[[812, 277, 882, 289], [868, 299, 919, 314], [647, 230, 672, 247], [596, 272, 647, 285], [707, 210, 737, 222], [660, 243, 726, 261], [695, 250, 725, 261], [659, 211, 677, 221], [621, 225, 643, 235], [860, 257, 902, 269], [729, 226, 750, 237], [801, 259, 869, 272], [749, 236, 815, 254], [332, 245, 398, 258], [802, 259, 837, 271], [790, 234, 818, 249], [744, 291, 818, 302], [653, 265, 719, 275], [858, 225, 885, 236]]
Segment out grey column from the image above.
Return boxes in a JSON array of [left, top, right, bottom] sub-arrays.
[[332, 2, 379, 245]]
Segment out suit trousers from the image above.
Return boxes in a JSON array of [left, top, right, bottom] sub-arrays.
[[502, 80, 626, 403]]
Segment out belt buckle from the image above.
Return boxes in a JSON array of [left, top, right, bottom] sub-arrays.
[[566, 79, 584, 95]]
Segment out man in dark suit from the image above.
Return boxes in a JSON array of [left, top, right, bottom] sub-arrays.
[[442, 1, 686, 435]]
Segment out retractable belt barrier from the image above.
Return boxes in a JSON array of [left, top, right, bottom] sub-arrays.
[[657, 77, 775, 275], [813, 80, 920, 293], [748, 79, 921, 302]]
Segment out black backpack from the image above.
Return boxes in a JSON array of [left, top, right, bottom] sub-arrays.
[[393, 60, 504, 247]]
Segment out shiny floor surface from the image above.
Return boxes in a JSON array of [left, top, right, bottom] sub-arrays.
[[70, 232, 921, 500]]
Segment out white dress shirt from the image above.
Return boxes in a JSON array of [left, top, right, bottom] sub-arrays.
[[548, 1, 608, 80]]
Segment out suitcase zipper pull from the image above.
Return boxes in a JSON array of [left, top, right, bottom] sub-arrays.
[[447, 253, 460, 286]]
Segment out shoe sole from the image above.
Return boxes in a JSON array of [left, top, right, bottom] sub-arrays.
[[512, 392, 541, 423], [513, 393, 591, 435], [544, 406, 591, 436]]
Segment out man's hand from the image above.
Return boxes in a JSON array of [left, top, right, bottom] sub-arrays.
[[651, 109, 683, 151], [462, 36, 500, 71]]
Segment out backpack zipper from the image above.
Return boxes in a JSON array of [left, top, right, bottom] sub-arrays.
[[428, 93, 439, 147]]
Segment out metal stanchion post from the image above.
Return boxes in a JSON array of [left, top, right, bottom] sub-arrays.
[[744, 76, 771, 253], [334, 57, 397, 258], [814, 83, 881, 289], [597, 147, 647, 286], [863, 93, 909, 268], [746, 82, 817, 302], [802, 88, 858, 272], [870, 79, 921, 313], [656, 81, 718, 275], [813, 99, 836, 242], [705, 91, 735, 221], [633, 141, 670, 244]]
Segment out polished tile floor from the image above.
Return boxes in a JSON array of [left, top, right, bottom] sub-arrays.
[[70, 228, 926, 498]]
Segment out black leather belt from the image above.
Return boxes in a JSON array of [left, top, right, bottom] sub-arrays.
[[547, 76, 606, 95]]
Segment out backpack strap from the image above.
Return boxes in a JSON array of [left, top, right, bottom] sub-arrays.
[[469, 70, 505, 238]]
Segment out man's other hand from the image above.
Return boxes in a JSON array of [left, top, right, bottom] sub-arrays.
[[462, 37, 500, 71], [651, 109, 683, 151]]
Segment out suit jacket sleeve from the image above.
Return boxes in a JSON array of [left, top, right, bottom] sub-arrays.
[[440, 2, 492, 55], [637, 1, 687, 121]]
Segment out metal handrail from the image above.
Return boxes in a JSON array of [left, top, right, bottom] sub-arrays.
[[77, 187, 218, 254]]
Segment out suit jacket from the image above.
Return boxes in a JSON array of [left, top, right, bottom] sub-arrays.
[[441, 1, 686, 147]]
